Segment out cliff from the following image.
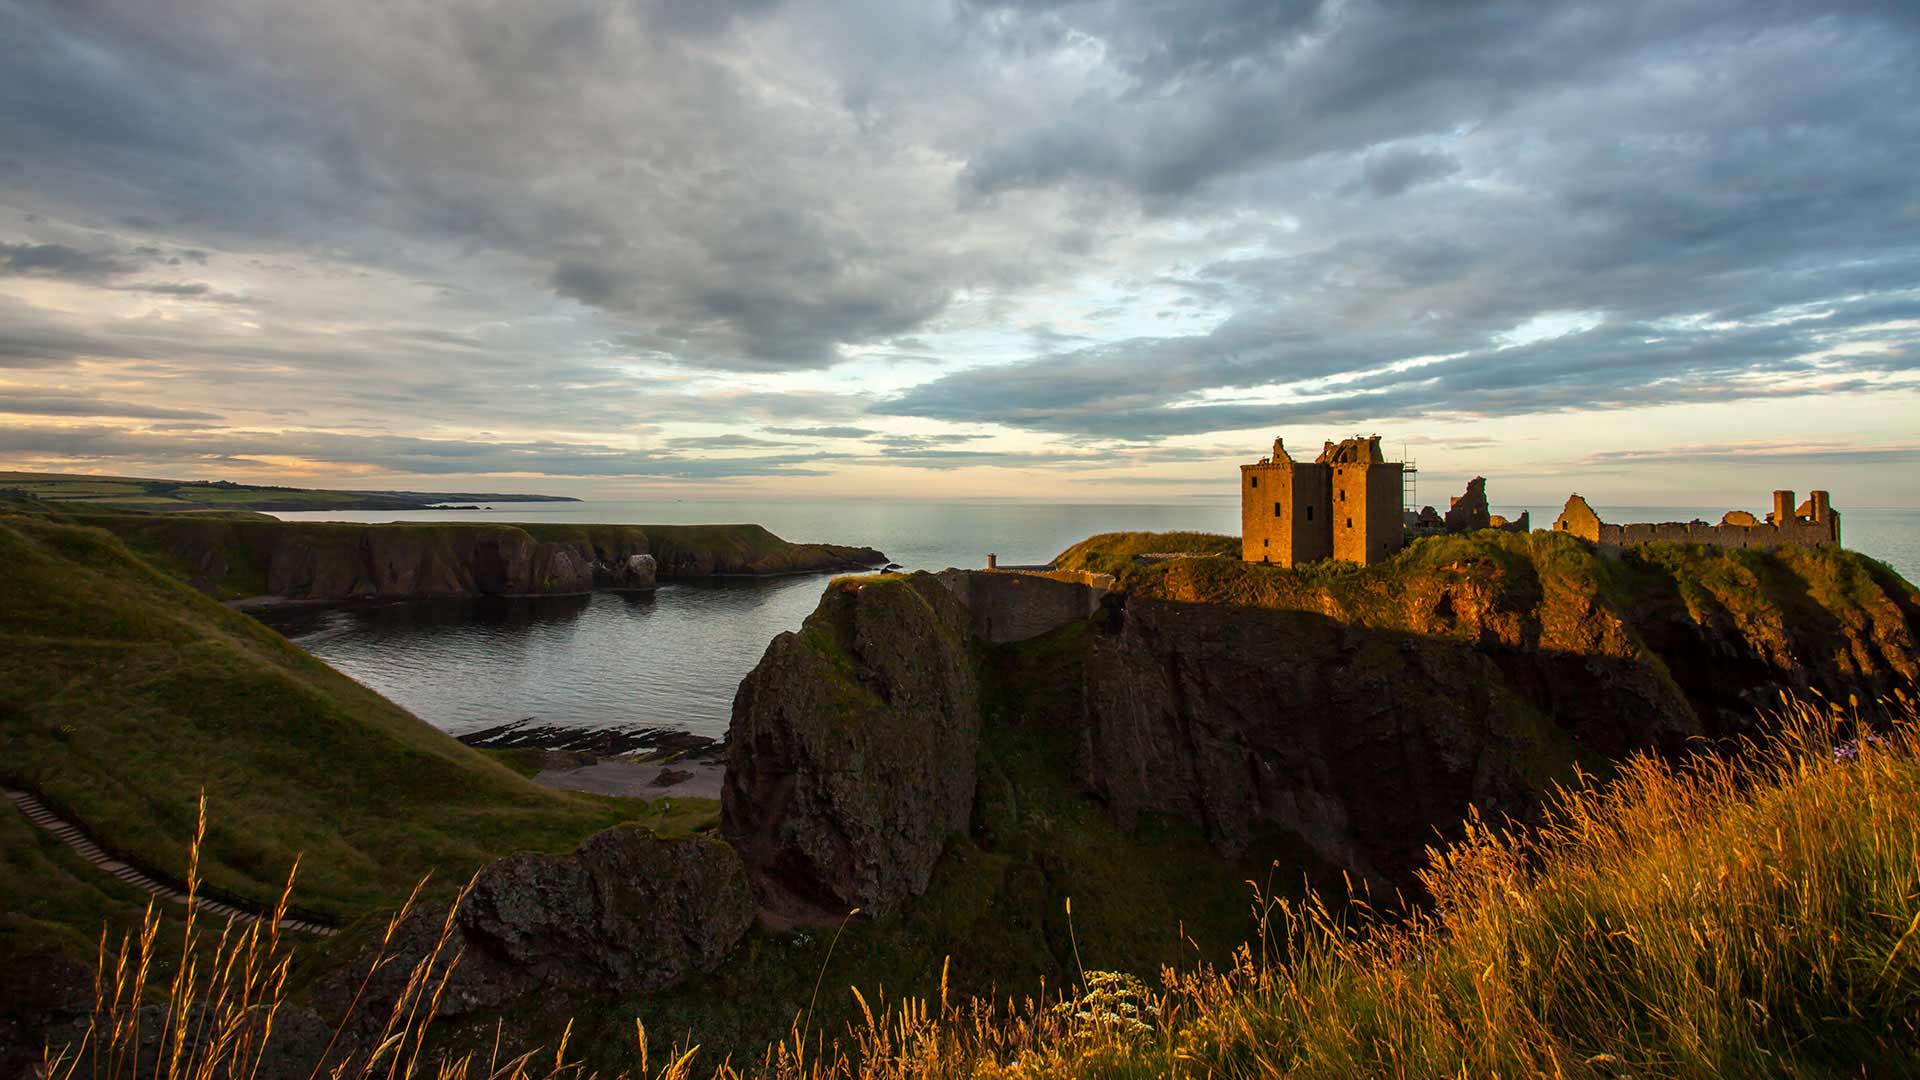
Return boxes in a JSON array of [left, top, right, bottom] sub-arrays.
[[723, 574, 981, 918], [87, 516, 884, 605], [726, 532, 1920, 906]]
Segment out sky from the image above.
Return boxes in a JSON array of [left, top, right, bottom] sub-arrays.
[[1, 0, 1917, 508]]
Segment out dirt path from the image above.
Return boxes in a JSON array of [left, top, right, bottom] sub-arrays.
[[5, 788, 336, 937]]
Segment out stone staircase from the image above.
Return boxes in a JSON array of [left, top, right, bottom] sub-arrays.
[[5, 788, 336, 937]]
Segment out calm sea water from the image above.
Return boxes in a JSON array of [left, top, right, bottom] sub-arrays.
[[265, 500, 1920, 740]]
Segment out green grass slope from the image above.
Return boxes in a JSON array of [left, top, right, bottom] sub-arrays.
[[0, 514, 710, 942]]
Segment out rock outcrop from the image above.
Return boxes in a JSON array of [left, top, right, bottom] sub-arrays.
[[721, 532, 1920, 906], [722, 574, 981, 919], [356, 827, 754, 1018], [602, 552, 658, 591]]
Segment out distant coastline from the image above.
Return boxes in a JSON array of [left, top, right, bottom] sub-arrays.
[[0, 468, 579, 513]]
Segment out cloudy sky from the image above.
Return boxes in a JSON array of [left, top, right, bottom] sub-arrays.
[[2, 0, 1917, 506]]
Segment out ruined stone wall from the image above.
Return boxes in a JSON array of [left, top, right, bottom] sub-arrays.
[[934, 568, 1113, 643], [1598, 518, 1841, 551], [1556, 492, 1841, 552]]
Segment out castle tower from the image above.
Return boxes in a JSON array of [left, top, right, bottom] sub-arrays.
[[1240, 437, 1332, 566], [1243, 434, 1408, 567], [1322, 435, 1406, 565]]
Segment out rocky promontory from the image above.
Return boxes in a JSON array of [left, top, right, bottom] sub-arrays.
[[90, 517, 884, 606], [723, 532, 1920, 908]]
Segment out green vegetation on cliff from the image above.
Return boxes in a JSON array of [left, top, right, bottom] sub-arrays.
[[1053, 529, 1239, 577], [0, 513, 711, 956], [1060, 528, 1919, 731]]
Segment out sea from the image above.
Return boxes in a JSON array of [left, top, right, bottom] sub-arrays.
[[262, 500, 1920, 742]]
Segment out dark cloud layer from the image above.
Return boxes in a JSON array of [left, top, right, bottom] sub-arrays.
[[0, 0, 1916, 479]]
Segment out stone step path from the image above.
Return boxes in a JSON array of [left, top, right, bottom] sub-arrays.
[[5, 789, 337, 937]]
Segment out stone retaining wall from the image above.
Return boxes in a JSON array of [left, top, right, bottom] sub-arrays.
[[934, 568, 1114, 643]]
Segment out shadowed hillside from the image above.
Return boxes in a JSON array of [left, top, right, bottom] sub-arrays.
[[0, 513, 711, 935]]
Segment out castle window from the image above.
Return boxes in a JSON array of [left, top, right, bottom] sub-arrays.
[[1339, 489, 1346, 502], [1250, 475, 1258, 488], [1263, 538, 1269, 548], [1306, 505, 1313, 521], [1346, 517, 1352, 528], [1273, 502, 1281, 517]]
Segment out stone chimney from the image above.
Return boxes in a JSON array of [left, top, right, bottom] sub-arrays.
[[1809, 490, 1830, 522], [987, 553, 997, 569], [1772, 490, 1795, 526]]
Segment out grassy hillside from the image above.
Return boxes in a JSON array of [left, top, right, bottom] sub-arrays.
[[0, 513, 713, 951]]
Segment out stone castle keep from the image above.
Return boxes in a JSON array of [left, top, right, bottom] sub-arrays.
[[1241, 435, 1406, 566], [1241, 434, 1843, 567]]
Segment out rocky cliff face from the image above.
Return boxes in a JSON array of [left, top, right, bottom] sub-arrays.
[[722, 574, 980, 919], [723, 534, 1920, 903], [1080, 599, 1613, 882], [95, 518, 883, 605], [1071, 533, 1919, 881], [258, 524, 612, 602]]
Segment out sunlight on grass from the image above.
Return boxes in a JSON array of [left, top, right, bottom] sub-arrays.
[[45, 691, 1920, 1078]]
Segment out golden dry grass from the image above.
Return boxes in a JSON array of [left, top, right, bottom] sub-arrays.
[[46, 693, 1920, 1079]]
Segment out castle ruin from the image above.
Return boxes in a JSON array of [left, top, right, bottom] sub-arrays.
[[1240, 434, 1845, 567], [1241, 435, 1406, 566], [1552, 490, 1841, 551]]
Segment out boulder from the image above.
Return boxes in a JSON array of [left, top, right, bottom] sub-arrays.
[[723, 574, 981, 919], [354, 828, 754, 1018], [606, 552, 658, 591]]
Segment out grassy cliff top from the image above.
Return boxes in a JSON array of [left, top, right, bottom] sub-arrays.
[[1059, 526, 1917, 626], [1052, 529, 1239, 574], [0, 513, 711, 951]]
